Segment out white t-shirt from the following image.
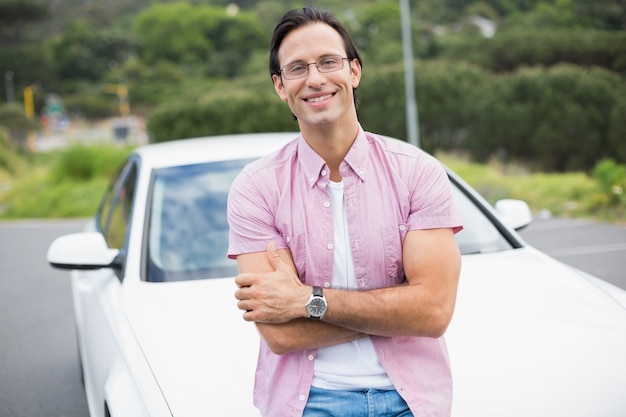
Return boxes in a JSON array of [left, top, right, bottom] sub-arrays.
[[312, 180, 394, 390]]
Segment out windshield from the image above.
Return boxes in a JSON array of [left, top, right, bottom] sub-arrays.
[[145, 160, 514, 282], [146, 159, 251, 282]]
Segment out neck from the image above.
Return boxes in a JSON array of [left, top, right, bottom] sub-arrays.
[[300, 118, 359, 180]]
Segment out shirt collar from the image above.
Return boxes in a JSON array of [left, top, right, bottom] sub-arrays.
[[296, 125, 369, 188]]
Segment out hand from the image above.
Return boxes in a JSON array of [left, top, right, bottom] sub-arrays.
[[234, 243, 309, 323]]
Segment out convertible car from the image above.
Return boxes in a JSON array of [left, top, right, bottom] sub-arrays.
[[47, 133, 626, 417]]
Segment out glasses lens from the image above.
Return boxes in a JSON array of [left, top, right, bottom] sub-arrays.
[[283, 63, 308, 79], [317, 56, 343, 73]]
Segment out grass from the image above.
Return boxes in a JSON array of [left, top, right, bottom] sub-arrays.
[[0, 143, 132, 219], [438, 152, 624, 222]]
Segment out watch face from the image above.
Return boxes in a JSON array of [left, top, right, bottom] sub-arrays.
[[307, 297, 327, 317]]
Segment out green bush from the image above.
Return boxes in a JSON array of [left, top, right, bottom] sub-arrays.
[[146, 60, 624, 175], [0, 103, 39, 146], [0, 128, 17, 174], [50, 144, 132, 182], [465, 64, 626, 171], [592, 158, 626, 206], [147, 92, 297, 142], [437, 29, 626, 75], [358, 63, 407, 140], [0, 143, 132, 218], [608, 98, 626, 163], [354, 60, 490, 153], [112, 59, 185, 106], [0, 173, 109, 218]]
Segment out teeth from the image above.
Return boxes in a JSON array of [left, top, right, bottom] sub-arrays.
[[307, 94, 332, 103]]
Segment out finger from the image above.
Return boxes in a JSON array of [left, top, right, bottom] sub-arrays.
[[242, 310, 254, 322], [236, 298, 250, 311], [234, 273, 252, 288], [234, 287, 243, 301]]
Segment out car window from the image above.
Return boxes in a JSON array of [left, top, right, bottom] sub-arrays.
[[100, 161, 138, 249], [450, 181, 513, 255], [146, 159, 251, 282], [97, 162, 125, 235]]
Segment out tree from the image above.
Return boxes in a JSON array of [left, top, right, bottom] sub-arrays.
[[0, 0, 48, 47], [133, 2, 264, 77], [51, 20, 139, 82]]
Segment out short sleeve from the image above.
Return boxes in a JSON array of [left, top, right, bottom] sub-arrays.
[[227, 168, 284, 259], [406, 152, 463, 234]]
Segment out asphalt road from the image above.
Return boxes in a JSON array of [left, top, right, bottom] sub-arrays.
[[518, 217, 626, 291], [0, 217, 624, 417], [0, 219, 88, 417]]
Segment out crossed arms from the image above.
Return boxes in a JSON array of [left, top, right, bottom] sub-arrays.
[[234, 228, 461, 355]]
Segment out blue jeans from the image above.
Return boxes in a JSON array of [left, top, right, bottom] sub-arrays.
[[302, 386, 414, 417]]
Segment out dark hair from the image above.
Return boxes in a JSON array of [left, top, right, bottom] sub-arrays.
[[269, 6, 362, 108]]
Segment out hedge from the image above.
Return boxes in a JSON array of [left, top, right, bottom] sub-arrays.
[[465, 64, 626, 171], [147, 60, 626, 172], [436, 29, 626, 75]]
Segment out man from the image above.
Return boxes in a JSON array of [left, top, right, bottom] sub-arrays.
[[228, 6, 462, 417]]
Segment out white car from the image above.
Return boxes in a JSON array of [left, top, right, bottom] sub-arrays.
[[47, 133, 626, 417]]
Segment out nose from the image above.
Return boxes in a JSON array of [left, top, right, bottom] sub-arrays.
[[306, 64, 327, 86]]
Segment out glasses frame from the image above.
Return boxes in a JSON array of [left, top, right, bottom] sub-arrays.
[[279, 55, 350, 80]]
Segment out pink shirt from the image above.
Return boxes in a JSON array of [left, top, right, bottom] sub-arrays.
[[228, 127, 463, 417]]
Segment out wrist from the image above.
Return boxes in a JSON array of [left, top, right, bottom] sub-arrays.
[[305, 285, 328, 320]]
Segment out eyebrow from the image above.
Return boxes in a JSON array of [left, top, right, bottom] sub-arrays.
[[284, 53, 343, 65]]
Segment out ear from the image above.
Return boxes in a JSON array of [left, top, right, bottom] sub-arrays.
[[350, 59, 362, 89], [272, 74, 288, 102]]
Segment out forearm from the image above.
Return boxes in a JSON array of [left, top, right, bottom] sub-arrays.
[[257, 319, 365, 355], [258, 283, 452, 353], [321, 284, 454, 338], [318, 229, 461, 338]]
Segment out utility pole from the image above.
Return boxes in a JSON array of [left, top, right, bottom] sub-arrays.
[[5, 71, 15, 103], [400, 0, 420, 148]]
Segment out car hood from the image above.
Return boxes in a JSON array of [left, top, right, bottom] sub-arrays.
[[125, 277, 261, 417], [447, 247, 626, 417]]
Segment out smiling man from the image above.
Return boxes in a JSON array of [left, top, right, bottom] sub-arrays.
[[227, 6, 463, 417]]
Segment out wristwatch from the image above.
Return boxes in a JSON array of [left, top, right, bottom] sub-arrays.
[[305, 286, 327, 320]]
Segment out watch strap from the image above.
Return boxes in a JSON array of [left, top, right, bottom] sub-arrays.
[[312, 286, 323, 297]]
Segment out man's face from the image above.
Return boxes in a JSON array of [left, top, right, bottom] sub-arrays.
[[272, 22, 361, 130]]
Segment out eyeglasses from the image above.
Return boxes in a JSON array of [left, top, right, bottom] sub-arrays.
[[280, 55, 350, 80]]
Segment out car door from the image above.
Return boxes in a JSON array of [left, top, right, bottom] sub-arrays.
[[73, 157, 139, 417]]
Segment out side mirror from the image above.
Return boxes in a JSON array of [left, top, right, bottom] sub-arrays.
[[495, 199, 533, 231], [47, 232, 119, 270]]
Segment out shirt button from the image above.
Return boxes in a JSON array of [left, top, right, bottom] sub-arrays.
[[399, 225, 407, 231], [321, 170, 327, 176], [323, 282, 331, 288], [299, 395, 306, 401], [324, 201, 331, 208], [308, 354, 314, 361], [327, 243, 334, 250]]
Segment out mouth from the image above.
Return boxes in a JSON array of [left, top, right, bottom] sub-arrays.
[[305, 93, 334, 103]]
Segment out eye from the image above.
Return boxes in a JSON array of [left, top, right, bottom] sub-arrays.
[[319, 57, 339, 68], [286, 63, 307, 74]]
